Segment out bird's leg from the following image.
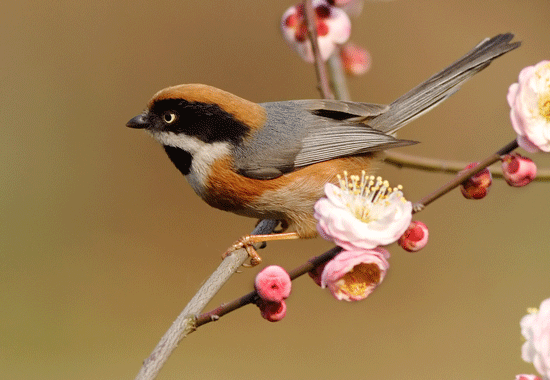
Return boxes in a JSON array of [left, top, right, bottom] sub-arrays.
[[222, 232, 301, 267]]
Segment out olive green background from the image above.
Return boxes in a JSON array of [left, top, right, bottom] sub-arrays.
[[2, 0, 550, 379]]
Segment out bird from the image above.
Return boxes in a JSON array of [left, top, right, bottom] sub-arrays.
[[127, 33, 519, 265]]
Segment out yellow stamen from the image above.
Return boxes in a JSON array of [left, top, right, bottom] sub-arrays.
[[539, 93, 550, 122], [340, 263, 381, 297]]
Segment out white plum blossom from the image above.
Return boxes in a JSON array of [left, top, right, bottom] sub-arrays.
[[314, 172, 412, 250], [508, 60, 550, 152], [521, 298, 550, 380]]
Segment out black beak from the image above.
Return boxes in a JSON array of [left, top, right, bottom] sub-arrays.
[[126, 113, 149, 129]]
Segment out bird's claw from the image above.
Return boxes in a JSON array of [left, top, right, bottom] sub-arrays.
[[222, 236, 263, 267]]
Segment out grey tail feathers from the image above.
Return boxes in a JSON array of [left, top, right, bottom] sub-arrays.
[[371, 33, 520, 134]]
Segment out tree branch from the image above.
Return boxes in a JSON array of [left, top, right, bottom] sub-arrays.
[[384, 150, 550, 181], [134, 219, 279, 380]]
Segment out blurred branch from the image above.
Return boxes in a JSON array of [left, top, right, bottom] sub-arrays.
[[384, 150, 550, 181], [327, 50, 351, 101], [134, 219, 278, 380]]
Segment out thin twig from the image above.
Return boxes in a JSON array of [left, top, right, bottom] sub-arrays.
[[384, 150, 550, 181], [134, 219, 279, 380], [412, 140, 519, 212], [195, 246, 343, 328], [303, 0, 334, 99]]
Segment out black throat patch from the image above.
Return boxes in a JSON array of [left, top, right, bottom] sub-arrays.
[[163, 146, 193, 176]]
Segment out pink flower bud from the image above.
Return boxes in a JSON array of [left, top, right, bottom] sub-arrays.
[[321, 248, 390, 302], [340, 43, 371, 76], [459, 162, 492, 199], [259, 300, 287, 322], [501, 153, 537, 187], [281, 0, 351, 63], [398, 221, 429, 252], [515, 375, 542, 380], [254, 265, 291, 303]]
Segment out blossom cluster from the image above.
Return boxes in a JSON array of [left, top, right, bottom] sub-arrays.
[[281, 0, 371, 75], [311, 172, 422, 301], [274, 1, 548, 319]]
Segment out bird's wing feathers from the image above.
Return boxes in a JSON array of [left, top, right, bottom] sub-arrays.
[[293, 124, 416, 168], [233, 100, 415, 180]]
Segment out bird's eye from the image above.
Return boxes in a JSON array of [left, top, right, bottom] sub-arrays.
[[162, 112, 177, 124]]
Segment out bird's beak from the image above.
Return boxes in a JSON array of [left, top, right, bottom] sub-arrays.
[[126, 113, 149, 129]]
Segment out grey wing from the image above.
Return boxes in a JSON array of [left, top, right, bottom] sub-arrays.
[[233, 100, 417, 179]]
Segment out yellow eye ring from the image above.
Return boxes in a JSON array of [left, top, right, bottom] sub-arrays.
[[163, 112, 177, 124]]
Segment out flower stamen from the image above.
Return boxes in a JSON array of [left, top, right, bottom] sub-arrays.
[[335, 171, 407, 223]]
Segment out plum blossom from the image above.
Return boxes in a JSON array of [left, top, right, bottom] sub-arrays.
[[281, 0, 351, 63], [314, 171, 412, 250], [521, 298, 550, 380], [254, 265, 291, 303], [320, 248, 390, 301], [508, 60, 550, 152]]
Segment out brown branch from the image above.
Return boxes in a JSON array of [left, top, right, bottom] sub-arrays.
[[412, 140, 519, 212], [195, 246, 343, 328]]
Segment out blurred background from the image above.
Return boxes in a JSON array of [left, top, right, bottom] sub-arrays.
[[2, 0, 550, 379]]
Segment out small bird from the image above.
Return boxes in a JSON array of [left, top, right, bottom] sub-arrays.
[[127, 34, 519, 264]]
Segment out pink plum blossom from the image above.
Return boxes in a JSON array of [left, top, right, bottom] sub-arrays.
[[521, 297, 550, 380], [314, 173, 412, 250], [320, 248, 390, 301], [255, 265, 291, 303], [281, 0, 351, 63], [508, 61, 550, 152]]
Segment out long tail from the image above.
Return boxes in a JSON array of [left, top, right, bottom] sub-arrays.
[[371, 33, 520, 134]]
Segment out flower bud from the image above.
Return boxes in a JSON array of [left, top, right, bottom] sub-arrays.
[[398, 221, 429, 252], [501, 153, 537, 187], [340, 43, 371, 76], [259, 300, 287, 322], [254, 265, 291, 303], [515, 375, 541, 380], [459, 162, 492, 199]]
